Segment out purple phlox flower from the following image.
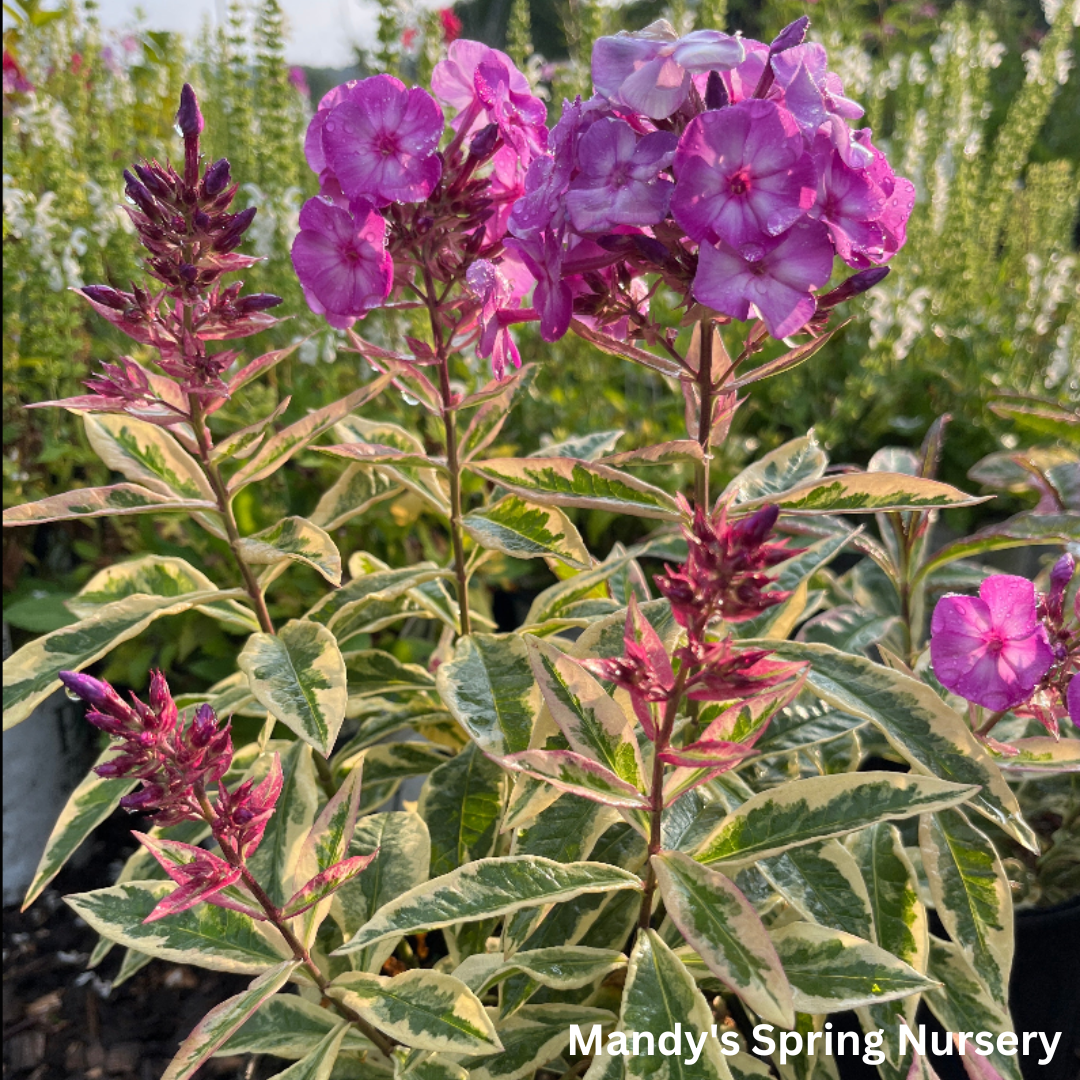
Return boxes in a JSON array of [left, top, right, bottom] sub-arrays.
[[432, 40, 533, 136], [305, 80, 357, 176], [672, 99, 817, 254], [504, 231, 572, 342], [769, 44, 864, 140], [808, 133, 885, 264], [321, 75, 443, 207], [135, 834, 242, 922], [472, 56, 548, 166], [1046, 553, 1076, 626], [565, 118, 678, 233], [591, 19, 745, 119], [693, 219, 835, 339], [698, 39, 770, 104], [213, 753, 284, 859], [467, 254, 534, 379], [483, 145, 527, 244], [291, 197, 393, 329], [931, 575, 1055, 712], [846, 131, 915, 265]]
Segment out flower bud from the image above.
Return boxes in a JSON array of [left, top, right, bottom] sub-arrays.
[[60, 671, 135, 721], [469, 122, 500, 160], [203, 158, 232, 197], [123, 170, 159, 219], [770, 16, 810, 54], [705, 70, 729, 110], [816, 267, 890, 309], [214, 207, 257, 252], [176, 83, 204, 138], [237, 293, 284, 314], [148, 669, 178, 730], [190, 703, 219, 748], [1048, 553, 1076, 625], [80, 285, 129, 310], [134, 163, 172, 200]]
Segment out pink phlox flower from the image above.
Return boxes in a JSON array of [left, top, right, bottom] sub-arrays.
[[504, 231, 572, 342], [845, 131, 915, 265], [693, 219, 835, 339], [432, 40, 536, 137], [473, 56, 548, 166], [291, 197, 393, 329], [770, 43, 864, 133], [213, 753, 284, 859], [466, 254, 534, 379], [320, 75, 443, 207], [483, 144, 527, 244], [135, 834, 243, 922], [808, 133, 886, 265], [672, 99, 817, 254], [591, 19, 745, 119], [565, 118, 678, 233], [931, 575, 1055, 712], [304, 81, 356, 177]]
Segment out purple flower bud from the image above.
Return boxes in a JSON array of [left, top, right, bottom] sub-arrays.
[[1048, 553, 1076, 624], [176, 83, 204, 138], [134, 163, 172, 199], [770, 16, 810, 54], [84, 709, 129, 737], [469, 123, 500, 160], [80, 285, 128, 310], [60, 671, 135, 721], [734, 504, 781, 548], [190, 703, 219, 748], [120, 784, 165, 811], [705, 70, 729, 110], [236, 293, 283, 314], [178, 263, 199, 284], [123, 171, 159, 219], [203, 158, 231, 197], [817, 267, 891, 309], [148, 670, 178, 730], [193, 210, 211, 231], [214, 207, 257, 252]]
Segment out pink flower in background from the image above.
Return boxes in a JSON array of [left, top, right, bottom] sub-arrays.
[[672, 100, 817, 252], [288, 66, 310, 100], [321, 75, 443, 207], [439, 8, 463, 44], [566, 119, 678, 233], [931, 576, 1055, 712], [692, 220, 835, 338], [432, 40, 536, 137], [291, 197, 393, 328], [591, 20, 744, 119]]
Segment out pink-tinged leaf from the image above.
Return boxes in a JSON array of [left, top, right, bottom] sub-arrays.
[[732, 323, 846, 389], [318, 443, 448, 471], [3, 485, 217, 526], [346, 329, 441, 414], [495, 748, 650, 808], [227, 340, 305, 395], [956, 1043, 1004, 1080], [627, 595, 674, 687], [658, 740, 756, 768], [907, 1053, 943, 1080], [203, 885, 267, 921], [570, 318, 684, 378], [145, 872, 242, 922], [599, 441, 705, 467], [135, 833, 231, 882], [281, 851, 379, 918], [198, 312, 282, 341], [459, 367, 532, 409], [694, 673, 807, 746]]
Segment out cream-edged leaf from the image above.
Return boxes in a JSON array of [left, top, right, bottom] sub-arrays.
[[238, 517, 342, 585], [496, 749, 649, 809], [2, 484, 216, 525], [738, 473, 989, 514], [261, 1023, 351, 1080], [217, 993, 371, 1057], [463, 496, 591, 569]]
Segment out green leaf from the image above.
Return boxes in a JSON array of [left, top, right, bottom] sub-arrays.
[[925, 939, 1023, 1080], [83, 413, 215, 501], [459, 367, 537, 460], [723, 433, 828, 504], [654, 849, 794, 1028], [3, 589, 245, 730], [620, 929, 730, 1080], [599, 441, 705, 468], [468, 458, 681, 520], [308, 563, 443, 631], [334, 857, 642, 954], [918, 809, 1013, 1007], [758, 840, 875, 940], [344, 649, 437, 698], [239, 620, 348, 756], [498, 749, 649, 809], [528, 431, 625, 460], [310, 464, 401, 531], [262, 1023, 351, 1080], [2, 484, 216, 525], [23, 749, 138, 909], [524, 557, 633, 629], [435, 634, 541, 757], [459, 947, 627, 996], [330, 970, 502, 1053], [753, 698, 866, 758], [463, 496, 591, 569], [65, 881, 289, 973], [161, 962, 299, 1080], [238, 517, 342, 585], [419, 744, 508, 877], [210, 397, 293, 463], [66, 554, 257, 631], [796, 606, 899, 656], [738, 473, 988, 515], [247, 742, 320, 908], [351, 742, 453, 814], [397, 1052, 469, 1080], [228, 377, 395, 492], [769, 922, 938, 1013], [694, 772, 977, 866], [217, 994, 371, 1058], [988, 735, 1080, 774], [914, 513, 1080, 585], [333, 812, 431, 974], [760, 641, 1037, 851]]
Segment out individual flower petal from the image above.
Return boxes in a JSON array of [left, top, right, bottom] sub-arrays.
[[1067, 675, 1079, 728]]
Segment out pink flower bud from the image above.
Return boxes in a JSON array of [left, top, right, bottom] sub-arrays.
[[176, 83, 204, 138]]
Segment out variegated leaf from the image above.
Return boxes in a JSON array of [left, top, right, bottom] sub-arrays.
[[761, 641, 1037, 851], [309, 463, 401, 531], [209, 396, 292, 463], [3, 589, 244, 730], [217, 995, 371, 1058], [161, 962, 299, 1080], [463, 496, 591, 568], [2, 484, 216, 525], [262, 1022, 351, 1080], [918, 809, 1012, 1007], [620, 929, 730, 1080], [468, 457, 681, 520], [988, 736, 1080, 775], [695, 773, 977, 866], [458, 947, 626, 996], [351, 742, 453, 814], [769, 922, 937, 1013], [317, 443, 448, 470], [524, 557, 632, 629], [599, 441, 705, 468], [23, 748, 138, 909], [738, 473, 988, 514], [526, 637, 645, 790], [238, 517, 342, 585], [344, 649, 437, 698], [435, 634, 541, 757], [397, 1052, 469, 1080], [723, 433, 828, 504], [653, 850, 794, 1028], [307, 561, 442, 628], [64, 881, 289, 972], [330, 969, 502, 1053], [496, 749, 649, 809], [333, 857, 642, 954], [239, 620, 348, 756]]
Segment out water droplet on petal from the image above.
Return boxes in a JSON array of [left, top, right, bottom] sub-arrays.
[[401, 391, 419, 407], [65, 687, 82, 702]]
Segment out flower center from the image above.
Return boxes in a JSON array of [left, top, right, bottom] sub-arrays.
[[377, 133, 400, 158], [729, 170, 751, 197], [986, 632, 1005, 655]]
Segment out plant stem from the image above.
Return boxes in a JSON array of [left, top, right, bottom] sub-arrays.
[[695, 318, 714, 513], [976, 709, 1008, 738], [194, 786, 395, 1059], [190, 400, 275, 635]]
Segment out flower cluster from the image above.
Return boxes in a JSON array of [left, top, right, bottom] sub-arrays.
[[59, 670, 282, 920], [585, 502, 805, 775], [930, 555, 1079, 736], [30, 84, 281, 424], [294, 16, 911, 377]]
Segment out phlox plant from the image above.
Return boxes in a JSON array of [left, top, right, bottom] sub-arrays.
[[3, 15, 1079, 1080]]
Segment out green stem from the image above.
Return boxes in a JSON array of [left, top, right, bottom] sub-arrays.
[[694, 319, 714, 513], [975, 709, 1008, 738], [190, 399, 275, 635]]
